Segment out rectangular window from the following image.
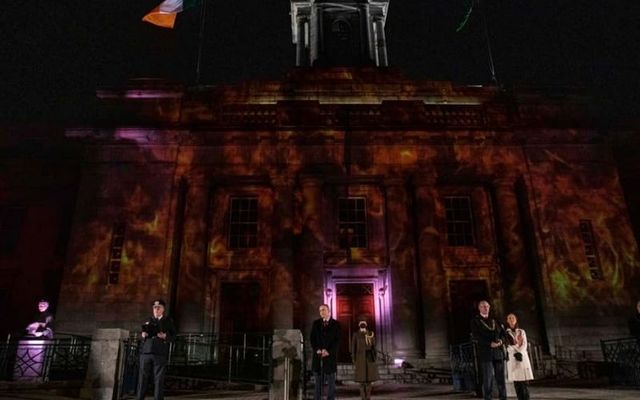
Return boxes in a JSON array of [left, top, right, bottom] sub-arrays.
[[338, 197, 367, 249], [229, 197, 258, 249], [579, 220, 603, 279], [107, 222, 126, 285], [0, 207, 26, 257], [444, 196, 475, 247]]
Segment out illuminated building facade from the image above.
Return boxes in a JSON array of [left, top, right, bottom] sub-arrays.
[[1, 0, 638, 367]]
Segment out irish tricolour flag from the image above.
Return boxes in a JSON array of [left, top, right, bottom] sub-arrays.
[[143, 0, 198, 29]]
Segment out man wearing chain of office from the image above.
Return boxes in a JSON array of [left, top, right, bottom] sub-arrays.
[[136, 299, 176, 400], [470, 300, 507, 400]]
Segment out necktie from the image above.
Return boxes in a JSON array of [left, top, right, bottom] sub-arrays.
[[323, 320, 328, 327]]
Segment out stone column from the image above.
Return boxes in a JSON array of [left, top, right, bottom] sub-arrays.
[[295, 16, 310, 67], [297, 176, 326, 334], [373, 16, 388, 67], [270, 329, 304, 400], [175, 171, 209, 332], [493, 177, 542, 340], [385, 178, 422, 358], [412, 175, 449, 364], [80, 328, 129, 400], [270, 176, 296, 329]]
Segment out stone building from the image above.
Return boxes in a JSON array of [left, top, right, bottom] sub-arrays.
[[1, 0, 639, 367]]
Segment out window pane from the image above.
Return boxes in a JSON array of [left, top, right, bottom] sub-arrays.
[[338, 197, 367, 249], [229, 197, 259, 249], [444, 196, 475, 247]]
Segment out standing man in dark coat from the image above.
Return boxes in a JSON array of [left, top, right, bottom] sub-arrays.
[[136, 299, 176, 400], [470, 300, 506, 400], [310, 304, 341, 400]]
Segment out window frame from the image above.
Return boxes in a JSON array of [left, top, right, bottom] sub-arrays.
[[228, 196, 259, 250], [337, 196, 368, 249], [443, 195, 476, 247]]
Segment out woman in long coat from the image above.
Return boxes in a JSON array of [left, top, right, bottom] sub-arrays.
[[351, 320, 379, 400], [505, 313, 534, 400]]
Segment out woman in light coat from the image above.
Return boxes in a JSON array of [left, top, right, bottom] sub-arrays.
[[505, 313, 534, 400], [351, 320, 379, 400]]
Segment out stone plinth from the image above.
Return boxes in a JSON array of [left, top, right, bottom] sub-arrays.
[[270, 329, 303, 400], [13, 339, 51, 381], [80, 328, 129, 400]]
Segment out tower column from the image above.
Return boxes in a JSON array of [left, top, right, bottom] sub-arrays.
[[373, 16, 388, 66], [295, 15, 309, 66]]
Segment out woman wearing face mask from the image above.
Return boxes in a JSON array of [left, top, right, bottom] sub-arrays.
[[505, 313, 534, 400], [351, 319, 379, 399]]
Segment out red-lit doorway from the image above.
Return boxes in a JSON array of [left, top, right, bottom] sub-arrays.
[[449, 279, 490, 345], [336, 283, 375, 362]]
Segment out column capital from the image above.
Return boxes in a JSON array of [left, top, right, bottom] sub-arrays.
[[270, 174, 296, 189], [298, 174, 323, 188], [410, 173, 437, 187], [382, 177, 406, 188], [493, 176, 518, 190]]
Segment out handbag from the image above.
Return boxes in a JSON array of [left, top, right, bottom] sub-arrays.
[[366, 346, 377, 362]]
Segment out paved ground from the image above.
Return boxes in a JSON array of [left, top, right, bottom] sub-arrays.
[[2, 384, 640, 400]]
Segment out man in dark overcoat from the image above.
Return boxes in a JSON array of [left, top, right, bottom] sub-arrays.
[[470, 300, 506, 400], [310, 304, 341, 400], [136, 299, 176, 400]]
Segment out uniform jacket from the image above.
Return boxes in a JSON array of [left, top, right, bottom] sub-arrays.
[[310, 318, 340, 374], [140, 315, 176, 357], [629, 313, 640, 337], [470, 314, 506, 362], [505, 328, 534, 382], [351, 330, 379, 383]]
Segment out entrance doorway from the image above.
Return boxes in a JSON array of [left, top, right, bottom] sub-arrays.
[[335, 283, 375, 362], [449, 280, 490, 344], [219, 282, 262, 335]]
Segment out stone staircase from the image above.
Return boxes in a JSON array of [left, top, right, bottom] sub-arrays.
[[334, 362, 453, 385]]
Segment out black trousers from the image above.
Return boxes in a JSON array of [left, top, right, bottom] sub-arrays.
[[514, 380, 530, 400], [136, 353, 167, 400], [480, 359, 506, 400]]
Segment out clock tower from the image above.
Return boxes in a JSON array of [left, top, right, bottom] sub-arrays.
[[290, 0, 390, 67]]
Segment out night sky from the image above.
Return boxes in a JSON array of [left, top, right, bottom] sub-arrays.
[[1, 1, 638, 123]]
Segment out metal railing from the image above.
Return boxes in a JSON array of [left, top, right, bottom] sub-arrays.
[[601, 337, 640, 387], [0, 335, 91, 382], [449, 341, 480, 395], [117, 332, 272, 398]]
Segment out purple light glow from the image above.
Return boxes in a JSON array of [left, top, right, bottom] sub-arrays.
[[13, 340, 49, 381]]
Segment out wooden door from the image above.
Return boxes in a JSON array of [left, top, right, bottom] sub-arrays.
[[336, 283, 375, 362], [449, 280, 490, 344]]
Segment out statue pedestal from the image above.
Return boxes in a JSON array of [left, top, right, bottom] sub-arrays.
[[80, 329, 129, 400], [13, 339, 51, 381], [270, 329, 303, 400]]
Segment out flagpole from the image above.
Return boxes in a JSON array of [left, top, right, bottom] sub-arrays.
[[478, 0, 498, 85], [195, 0, 209, 85]]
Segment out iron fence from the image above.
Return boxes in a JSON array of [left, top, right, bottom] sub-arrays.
[[0, 335, 91, 382], [118, 332, 272, 398], [601, 337, 640, 387], [449, 341, 480, 395]]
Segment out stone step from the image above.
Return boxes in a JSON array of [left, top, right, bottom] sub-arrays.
[[310, 364, 433, 384]]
